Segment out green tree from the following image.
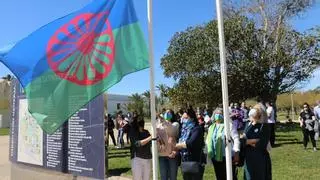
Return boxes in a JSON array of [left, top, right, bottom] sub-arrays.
[[161, 17, 268, 106], [142, 90, 151, 117], [223, 0, 319, 102], [127, 93, 144, 116], [161, 2, 320, 107], [156, 84, 169, 106]]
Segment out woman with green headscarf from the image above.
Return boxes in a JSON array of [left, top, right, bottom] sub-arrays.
[[207, 109, 240, 180]]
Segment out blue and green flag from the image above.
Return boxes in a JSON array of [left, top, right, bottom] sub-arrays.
[[0, 0, 149, 134]]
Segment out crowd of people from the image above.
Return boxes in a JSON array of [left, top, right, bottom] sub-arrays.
[[103, 99, 320, 180]]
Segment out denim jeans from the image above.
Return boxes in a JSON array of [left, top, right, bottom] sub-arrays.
[[117, 128, 124, 148], [159, 156, 178, 180]]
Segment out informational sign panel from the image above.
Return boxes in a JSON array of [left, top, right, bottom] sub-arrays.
[[9, 79, 105, 179]]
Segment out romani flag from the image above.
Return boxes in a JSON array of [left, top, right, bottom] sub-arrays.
[[0, 0, 148, 134]]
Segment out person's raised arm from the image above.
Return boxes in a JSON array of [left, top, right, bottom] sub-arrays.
[[137, 136, 152, 146]]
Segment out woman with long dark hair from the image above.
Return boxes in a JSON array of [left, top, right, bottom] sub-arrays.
[[299, 103, 317, 151], [129, 115, 153, 180]]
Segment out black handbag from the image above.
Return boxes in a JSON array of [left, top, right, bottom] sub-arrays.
[[181, 161, 201, 174], [180, 151, 204, 174]]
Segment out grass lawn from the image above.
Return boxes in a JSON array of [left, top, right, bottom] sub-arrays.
[[0, 128, 9, 136], [277, 111, 289, 121], [107, 123, 320, 180]]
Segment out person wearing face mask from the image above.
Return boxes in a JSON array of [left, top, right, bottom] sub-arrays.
[[300, 103, 317, 151], [242, 104, 272, 180], [175, 109, 205, 180], [157, 110, 178, 180], [206, 109, 240, 180]]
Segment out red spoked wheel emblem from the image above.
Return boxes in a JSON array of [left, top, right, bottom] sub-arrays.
[[47, 13, 115, 85]]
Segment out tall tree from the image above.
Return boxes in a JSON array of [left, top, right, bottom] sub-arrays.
[[162, 17, 266, 105], [223, 0, 318, 102], [156, 84, 169, 106], [142, 90, 151, 117], [161, 12, 320, 107], [127, 93, 144, 115]]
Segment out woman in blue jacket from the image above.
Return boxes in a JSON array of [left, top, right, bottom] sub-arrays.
[[175, 109, 205, 180]]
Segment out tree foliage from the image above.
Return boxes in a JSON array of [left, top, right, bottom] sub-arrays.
[[142, 90, 151, 117], [127, 93, 144, 115], [277, 88, 320, 114], [161, 1, 320, 107], [156, 84, 170, 107], [126, 92, 164, 116]]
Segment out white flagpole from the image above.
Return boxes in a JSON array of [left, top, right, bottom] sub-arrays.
[[215, 0, 233, 179], [147, 0, 158, 180]]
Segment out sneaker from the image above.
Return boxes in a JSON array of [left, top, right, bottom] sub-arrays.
[[314, 147, 317, 152]]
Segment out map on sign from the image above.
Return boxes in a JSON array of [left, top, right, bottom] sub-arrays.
[[17, 99, 43, 166]]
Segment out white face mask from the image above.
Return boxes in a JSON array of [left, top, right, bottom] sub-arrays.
[[249, 109, 257, 117]]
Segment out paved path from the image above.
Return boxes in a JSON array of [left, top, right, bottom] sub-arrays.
[[0, 136, 10, 180]]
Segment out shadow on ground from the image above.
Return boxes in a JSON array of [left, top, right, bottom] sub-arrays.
[[107, 168, 131, 177], [108, 150, 131, 155], [276, 122, 301, 132], [276, 138, 299, 142], [108, 154, 130, 159], [272, 141, 303, 148]]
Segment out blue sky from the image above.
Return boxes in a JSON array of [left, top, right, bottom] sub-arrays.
[[0, 0, 319, 95]]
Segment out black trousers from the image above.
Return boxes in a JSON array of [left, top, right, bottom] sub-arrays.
[[212, 159, 238, 180], [108, 130, 117, 146], [302, 128, 316, 148], [270, 123, 276, 146], [182, 166, 205, 180], [126, 132, 130, 144]]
